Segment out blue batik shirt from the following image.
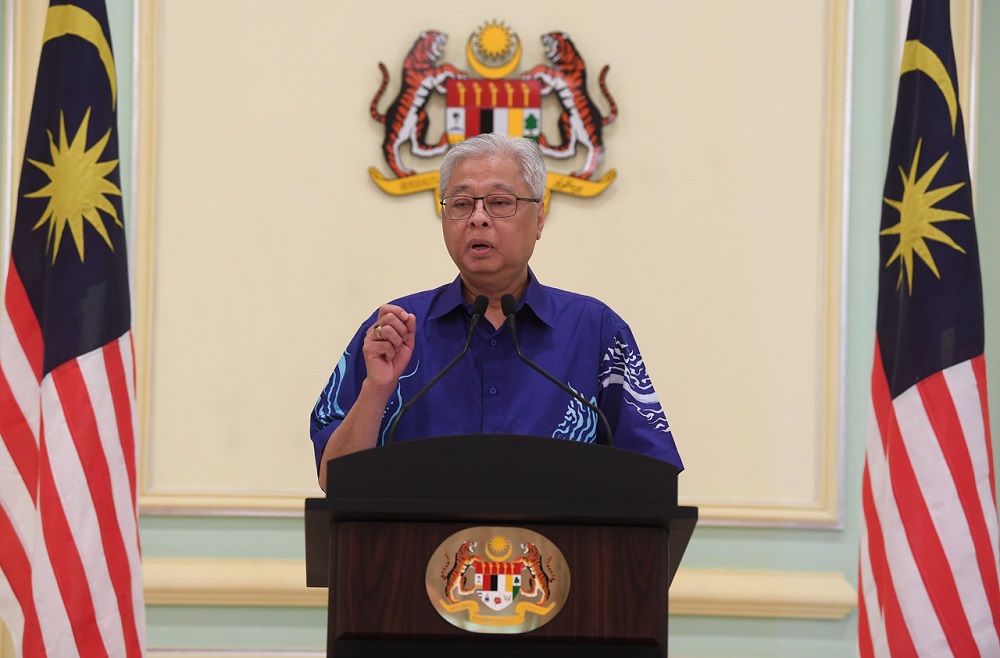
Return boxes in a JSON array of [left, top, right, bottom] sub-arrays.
[[310, 271, 683, 471]]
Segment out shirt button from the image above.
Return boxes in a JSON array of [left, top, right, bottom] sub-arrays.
[[489, 386, 497, 395], [490, 338, 497, 347]]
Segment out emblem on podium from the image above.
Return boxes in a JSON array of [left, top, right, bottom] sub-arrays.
[[426, 527, 571, 633]]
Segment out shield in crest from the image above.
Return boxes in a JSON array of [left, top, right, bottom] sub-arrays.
[[474, 560, 523, 611], [446, 79, 542, 143]]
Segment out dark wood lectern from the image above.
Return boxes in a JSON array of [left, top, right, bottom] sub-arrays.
[[305, 435, 697, 657]]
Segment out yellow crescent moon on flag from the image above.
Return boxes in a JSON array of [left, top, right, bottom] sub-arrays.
[[467, 35, 523, 80], [42, 5, 118, 108], [900, 39, 958, 135]]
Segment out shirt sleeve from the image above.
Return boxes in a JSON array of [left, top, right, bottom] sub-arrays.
[[596, 311, 684, 471], [309, 316, 374, 471]]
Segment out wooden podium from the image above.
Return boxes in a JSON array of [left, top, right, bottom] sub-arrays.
[[305, 435, 697, 657]]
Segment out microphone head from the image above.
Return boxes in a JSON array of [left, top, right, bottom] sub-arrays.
[[501, 294, 517, 317], [471, 295, 489, 317]]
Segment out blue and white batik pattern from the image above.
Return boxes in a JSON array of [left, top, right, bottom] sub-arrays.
[[378, 360, 420, 446], [313, 351, 350, 427], [600, 337, 671, 433], [314, 352, 423, 447], [552, 384, 598, 442]]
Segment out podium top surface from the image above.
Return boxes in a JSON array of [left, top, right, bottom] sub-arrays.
[[324, 434, 680, 507]]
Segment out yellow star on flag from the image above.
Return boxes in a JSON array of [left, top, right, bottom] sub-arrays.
[[25, 107, 123, 263], [881, 138, 969, 293]]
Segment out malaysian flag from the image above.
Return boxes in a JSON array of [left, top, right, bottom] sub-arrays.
[[858, 1, 1000, 655], [0, 1, 145, 655]]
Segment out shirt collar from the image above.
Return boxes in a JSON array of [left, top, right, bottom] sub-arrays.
[[426, 275, 468, 321], [425, 269, 556, 328], [520, 268, 556, 328]]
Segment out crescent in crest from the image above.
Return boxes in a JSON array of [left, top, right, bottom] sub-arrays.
[[467, 35, 523, 80], [485, 540, 513, 562], [43, 5, 118, 108], [900, 39, 958, 135]]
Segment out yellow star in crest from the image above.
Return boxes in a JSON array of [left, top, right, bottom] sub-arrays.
[[484, 534, 513, 561], [881, 138, 969, 293], [475, 20, 515, 61], [25, 108, 123, 263]]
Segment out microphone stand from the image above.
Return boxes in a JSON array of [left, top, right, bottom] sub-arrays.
[[501, 294, 615, 447], [385, 295, 489, 445]]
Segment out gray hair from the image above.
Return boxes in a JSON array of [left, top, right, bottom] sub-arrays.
[[438, 133, 547, 199]]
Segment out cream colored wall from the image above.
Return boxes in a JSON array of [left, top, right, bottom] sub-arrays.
[[135, 0, 851, 526]]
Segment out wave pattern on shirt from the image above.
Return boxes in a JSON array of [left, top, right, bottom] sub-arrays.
[[552, 385, 598, 442], [313, 351, 350, 424], [379, 360, 420, 446], [601, 338, 670, 433]]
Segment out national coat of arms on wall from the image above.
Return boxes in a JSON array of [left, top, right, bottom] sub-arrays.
[[369, 20, 618, 211]]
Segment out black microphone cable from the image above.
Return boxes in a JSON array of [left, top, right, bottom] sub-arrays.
[[501, 294, 614, 446], [385, 295, 489, 445]]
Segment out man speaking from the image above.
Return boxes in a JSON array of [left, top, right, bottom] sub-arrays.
[[311, 133, 682, 490]]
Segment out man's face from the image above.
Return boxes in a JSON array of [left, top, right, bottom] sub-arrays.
[[441, 154, 545, 289]]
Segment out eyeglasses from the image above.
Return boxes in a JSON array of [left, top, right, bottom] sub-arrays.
[[440, 194, 541, 220]]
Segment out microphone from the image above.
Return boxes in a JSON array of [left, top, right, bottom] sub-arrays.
[[501, 294, 614, 446], [386, 295, 489, 445]]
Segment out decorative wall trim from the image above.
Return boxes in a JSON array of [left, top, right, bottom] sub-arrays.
[[144, 558, 325, 607], [669, 567, 857, 620], [133, 0, 157, 508], [138, 493, 307, 516], [143, 558, 858, 620]]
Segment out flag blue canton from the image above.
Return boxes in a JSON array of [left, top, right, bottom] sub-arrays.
[[875, 0, 984, 399], [12, 0, 130, 377]]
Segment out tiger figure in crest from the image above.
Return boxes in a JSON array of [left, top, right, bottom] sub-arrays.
[[442, 540, 479, 604], [370, 30, 465, 178], [515, 542, 555, 605], [522, 32, 618, 180]]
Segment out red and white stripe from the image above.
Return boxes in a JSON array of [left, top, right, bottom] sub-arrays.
[[0, 265, 145, 657], [859, 341, 1000, 657]]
